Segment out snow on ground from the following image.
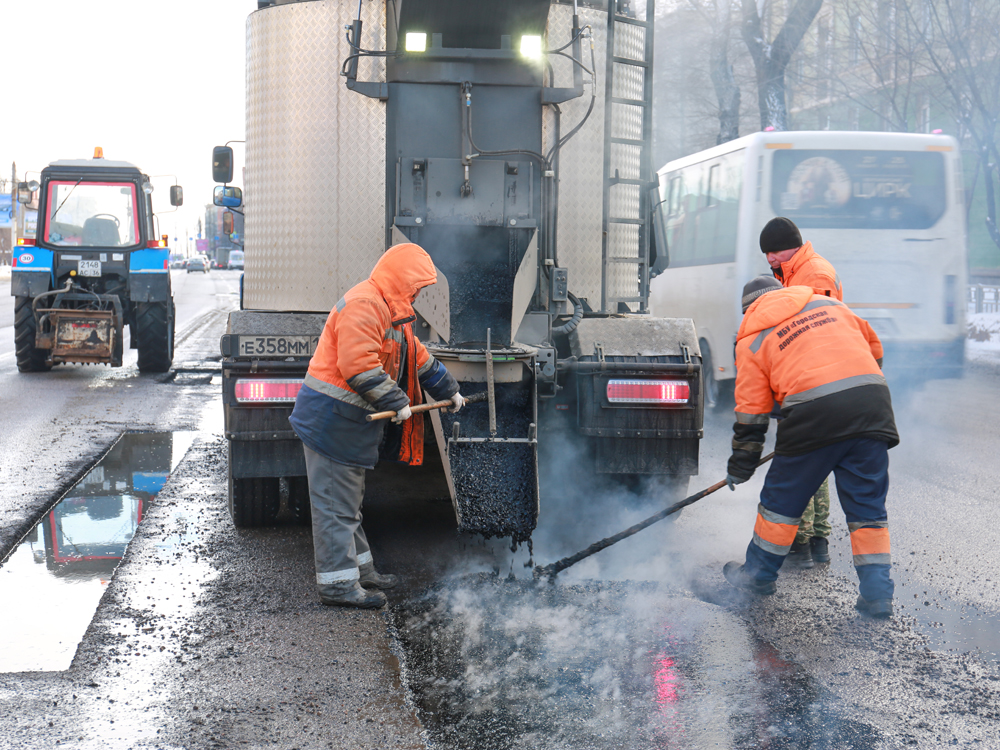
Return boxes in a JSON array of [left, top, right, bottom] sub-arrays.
[[966, 312, 1000, 367]]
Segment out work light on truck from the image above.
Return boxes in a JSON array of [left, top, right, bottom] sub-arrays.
[[405, 32, 427, 52], [234, 379, 303, 404], [606, 379, 690, 405]]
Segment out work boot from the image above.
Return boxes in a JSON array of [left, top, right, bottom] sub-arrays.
[[786, 541, 815, 568], [318, 581, 386, 609], [723, 561, 777, 596], [359, 563, 399, 590], [855, 595, 893, 619], [810, 536, 831, 563]]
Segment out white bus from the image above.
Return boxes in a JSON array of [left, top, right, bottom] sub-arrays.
[[649, 131, 967, 402]]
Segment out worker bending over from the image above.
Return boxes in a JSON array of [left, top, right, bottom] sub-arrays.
[[723, 276, 899, 619], [761, 216, 843, 568], [290, 243, 464, 609]]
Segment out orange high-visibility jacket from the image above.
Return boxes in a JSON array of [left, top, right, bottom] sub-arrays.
[[300, 243, 448, 466], [772, 241, 843, 300], [733, 286, 897, 460]]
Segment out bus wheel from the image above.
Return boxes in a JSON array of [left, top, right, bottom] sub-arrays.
[[14, 296, 51, 373], [701, 340, 720, 408], [136, 301, 174, 373], [228, 471, 280, 528]]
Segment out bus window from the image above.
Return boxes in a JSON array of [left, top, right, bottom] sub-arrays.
[[706, 164, 720, 207], [771, 150, 946, 229], [667, 176, 682, 216]]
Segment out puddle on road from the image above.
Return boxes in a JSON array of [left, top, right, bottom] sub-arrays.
[[393, 575, 882, 750], [0, 432, 195, 672]]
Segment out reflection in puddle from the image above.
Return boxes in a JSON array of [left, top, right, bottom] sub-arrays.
[[394, 575, 881, 750], [0, 432, 195, 672]]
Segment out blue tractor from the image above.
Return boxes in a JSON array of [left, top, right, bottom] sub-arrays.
[[12, 149, 181, 372]]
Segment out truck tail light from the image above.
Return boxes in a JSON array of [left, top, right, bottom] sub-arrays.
[[17, 237, 35, 246], [606, 379, 690, 405], [234, 378, 303, 403]]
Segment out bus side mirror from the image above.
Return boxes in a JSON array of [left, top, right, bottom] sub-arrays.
[[213, 146, 234, 184], [223, 211, 235, 235], [169, 185, 184, 207], [214, 185, 243, 208]]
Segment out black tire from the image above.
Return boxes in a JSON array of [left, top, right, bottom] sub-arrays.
[[701, 339, 719, 409], [288, 476, 312, 525], [135, 301, 174, 373], [228, 471, 281, 528], [701, 340, 734, 412], [14, 296, 51, 373]]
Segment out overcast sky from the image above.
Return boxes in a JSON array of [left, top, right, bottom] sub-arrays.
[[1, 0, 259, 248]]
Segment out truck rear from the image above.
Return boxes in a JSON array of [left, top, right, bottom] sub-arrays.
[[218, 0, 704, 540]]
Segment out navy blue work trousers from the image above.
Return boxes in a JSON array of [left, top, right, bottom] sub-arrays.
[[744, 437, 894, 601]]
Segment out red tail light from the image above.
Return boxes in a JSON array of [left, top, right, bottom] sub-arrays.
[[17, 237, 35, 246], [606, 379, 690, 405], [234, 379, 303, 403]]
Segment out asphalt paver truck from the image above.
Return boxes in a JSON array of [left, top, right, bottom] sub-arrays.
[[217, 0, 705, 541], [11, 150, 181, 372]]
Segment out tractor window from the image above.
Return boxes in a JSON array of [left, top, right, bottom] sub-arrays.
[[44, 181, 139, 248]]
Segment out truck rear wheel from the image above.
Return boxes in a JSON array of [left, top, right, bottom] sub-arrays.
[[136, 301, 174, 373], [228, 470, 280, 528], [288, 476, 312, 524], [14, 296, 51, 373]]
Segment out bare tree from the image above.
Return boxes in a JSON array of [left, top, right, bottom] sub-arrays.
[[904, 0, 1000, 251], [741, 0, 825, 130], [709, 0, 742, 142]]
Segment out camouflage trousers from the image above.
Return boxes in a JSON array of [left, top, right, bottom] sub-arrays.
[[795, 476, 832, 544]]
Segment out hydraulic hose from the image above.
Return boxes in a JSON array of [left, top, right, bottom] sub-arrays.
[[550, 292, 583, 336]]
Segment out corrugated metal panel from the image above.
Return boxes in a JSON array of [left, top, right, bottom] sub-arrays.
[[543, 4, 608, 311], [244, 1, 387, 312]]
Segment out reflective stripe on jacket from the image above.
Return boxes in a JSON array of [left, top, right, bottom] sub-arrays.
[[773, 241, 843, 300], [734, 286, 898, 457], [290, 243, 458, 468]]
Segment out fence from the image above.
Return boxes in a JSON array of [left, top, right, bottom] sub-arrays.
[[969, 285, 1000, 314]]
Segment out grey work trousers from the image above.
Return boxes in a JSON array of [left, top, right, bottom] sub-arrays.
[[303, 444, 372, 585]]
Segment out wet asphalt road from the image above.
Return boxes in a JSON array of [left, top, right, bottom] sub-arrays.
[[1, 273, 999, 748]]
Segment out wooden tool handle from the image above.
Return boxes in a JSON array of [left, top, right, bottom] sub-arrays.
[[365, 390, 487, 422]]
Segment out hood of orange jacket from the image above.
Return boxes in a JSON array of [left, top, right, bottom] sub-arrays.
[[738, 285, 816, 341], [369, 243, 437, 323]]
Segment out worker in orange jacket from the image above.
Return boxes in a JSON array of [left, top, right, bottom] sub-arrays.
[[760, 217, 843, 568], [289, 243, 463, 608], [723, 276, 899, 618]]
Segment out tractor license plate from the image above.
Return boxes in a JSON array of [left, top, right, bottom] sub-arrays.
[[237, 335, 320, 357], [78, 260, 102, 277]]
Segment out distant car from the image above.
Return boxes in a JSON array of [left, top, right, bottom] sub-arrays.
[[169, 258, 187, 269], [186, 257, 208, 274], [228, 251, 245, 270]]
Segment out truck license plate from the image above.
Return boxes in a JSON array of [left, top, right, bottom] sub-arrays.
[[237, 335, 320, 357], [78, 260, 102, 277]]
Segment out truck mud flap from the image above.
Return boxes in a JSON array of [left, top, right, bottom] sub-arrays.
[[38, 309, 118, 365]]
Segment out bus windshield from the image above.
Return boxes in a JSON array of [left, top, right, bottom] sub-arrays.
[[44, 181, 139, 247], [771, 150, 946, 230]]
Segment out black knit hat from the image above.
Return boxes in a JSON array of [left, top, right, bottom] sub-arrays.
[[759, 217, 803, 254], [742, 275, 783, 313]]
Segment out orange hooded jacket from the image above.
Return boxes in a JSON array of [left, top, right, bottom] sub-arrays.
[[293, 243, 456, 467], [772, 241, 843, 301], [730, 286, 897, 466]]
